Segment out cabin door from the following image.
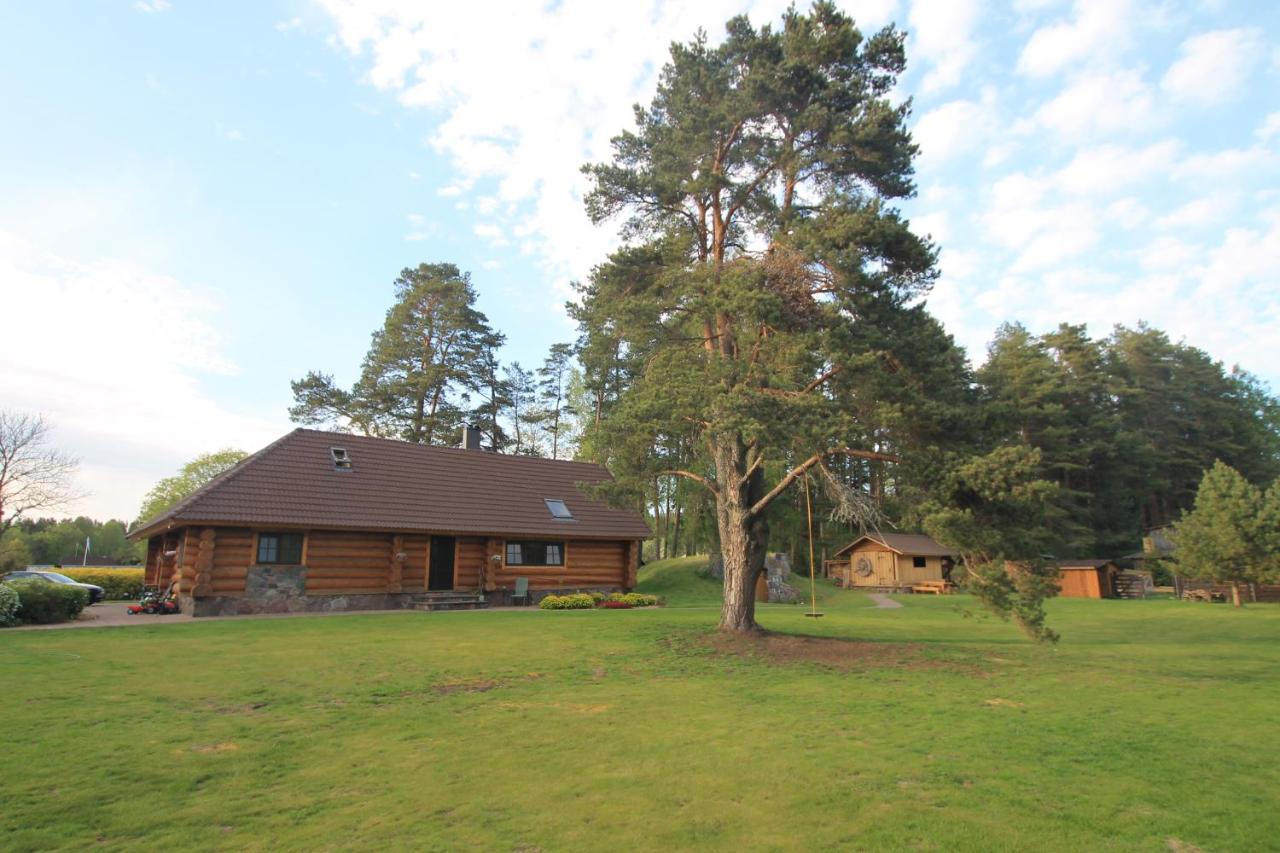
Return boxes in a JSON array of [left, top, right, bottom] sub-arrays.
[[428, 536, 456, 591]]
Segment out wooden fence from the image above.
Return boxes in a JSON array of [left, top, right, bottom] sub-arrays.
[[1173, 577, 1280, 603]]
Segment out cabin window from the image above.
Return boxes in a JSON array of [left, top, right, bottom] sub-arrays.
[[544, 499, 574, 520], [912, 556, 927, 568], [505, 540, 564, 566], [257, 532, 304, 565]]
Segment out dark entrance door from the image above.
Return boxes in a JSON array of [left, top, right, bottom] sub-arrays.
[[428, 536, 456, 591]]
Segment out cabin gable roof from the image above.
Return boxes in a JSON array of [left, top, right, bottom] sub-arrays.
[[131, 428, 651, 541], [833, 532, 952, 558]]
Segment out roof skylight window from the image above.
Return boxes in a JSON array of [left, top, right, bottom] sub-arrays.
[[331, 447, 352, 470], [545, 499, 573, 520]]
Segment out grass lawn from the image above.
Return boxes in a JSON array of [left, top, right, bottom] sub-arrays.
[[2, 558, 1277, 851]]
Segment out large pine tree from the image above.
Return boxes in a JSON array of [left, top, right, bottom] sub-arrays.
[[578, 4, 932, 632], [290, 263, 502, 444]]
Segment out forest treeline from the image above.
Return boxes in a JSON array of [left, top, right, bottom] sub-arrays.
[[0, 517, 138, 571], [580, 311, 1280, 566], [282, 260, 1280, 567]]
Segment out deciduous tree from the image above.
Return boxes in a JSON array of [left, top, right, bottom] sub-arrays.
[[1172, 461, 1276, 607], [137, 449, 248, 525], [0, 412, 80, 536]]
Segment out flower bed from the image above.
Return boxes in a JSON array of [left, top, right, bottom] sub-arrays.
[[538, 592, 663, 610]]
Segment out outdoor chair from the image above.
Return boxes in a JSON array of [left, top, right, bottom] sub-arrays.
[[512, 577, 530, 607]]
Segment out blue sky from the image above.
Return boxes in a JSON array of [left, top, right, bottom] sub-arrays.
[[1, 0, 1277, 521]]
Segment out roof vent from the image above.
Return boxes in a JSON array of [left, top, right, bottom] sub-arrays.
[[544, 499, 574, 520], [330, 447, 352, 470]]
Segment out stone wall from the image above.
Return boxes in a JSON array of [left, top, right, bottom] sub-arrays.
[[189, 564, 414, 617], [707, 553, 800, 603]]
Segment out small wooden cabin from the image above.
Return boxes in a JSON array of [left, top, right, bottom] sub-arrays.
[[128, 428, 650, 616], [1055, 560, 1119, 599], [829, 533, 951, 589]]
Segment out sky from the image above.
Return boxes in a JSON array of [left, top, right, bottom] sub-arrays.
[[1, 0, 1277, 522]]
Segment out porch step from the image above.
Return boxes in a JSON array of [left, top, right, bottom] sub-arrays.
[[409, 592, 489, 612]]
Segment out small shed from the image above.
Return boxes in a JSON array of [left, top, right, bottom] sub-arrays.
[[830, 533, 951, 588], [1055, 560, 1119, 599]]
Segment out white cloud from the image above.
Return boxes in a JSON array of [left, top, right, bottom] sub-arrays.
[[1154, 194, 1233, 230], [404, 213, 434, 241], [1104, 197, 1150, 229], [1161, 28, 1263, 103], [315, 0, 804, 302], [1017, 0, 1134, 77], [913, 95, 997, 163], [1259, 112, 1280, 142], [908, 0, 980, 93], [1053, 140, 1180, 195], [1034, 68, 1155, 138], [135, 0, 171, 12], [0, 230, 285, 520], [275, 17, 303, 33]]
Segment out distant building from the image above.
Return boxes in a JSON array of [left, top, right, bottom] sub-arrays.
[[828, 533, 951, 589]]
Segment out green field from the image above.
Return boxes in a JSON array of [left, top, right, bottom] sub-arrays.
[[2, 557, 1277, 851]]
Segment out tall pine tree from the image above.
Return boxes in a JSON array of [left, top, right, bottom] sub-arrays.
[[290, 263, 502, 444]]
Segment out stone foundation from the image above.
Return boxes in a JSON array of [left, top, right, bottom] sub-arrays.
[[190, 592, 416, 617], [189, 564, 418, 617]]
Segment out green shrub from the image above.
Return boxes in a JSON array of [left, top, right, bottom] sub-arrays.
[[621, 592, 660, 607], [588, 591, 607, 603], [538, 593, 596, 610], [60, 568, 145, 600], [0, 584, 19, 627], [5, 579, 88, 624]]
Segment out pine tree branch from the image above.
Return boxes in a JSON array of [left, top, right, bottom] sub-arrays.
[[660, 469, 719, 497], [749, 447, 898, 518]]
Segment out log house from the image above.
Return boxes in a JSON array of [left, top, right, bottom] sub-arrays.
[[129, 428, 650, 615]]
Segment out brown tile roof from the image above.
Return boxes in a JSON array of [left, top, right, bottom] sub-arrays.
[[833, 532, 953, 558], [131, 429, 651, 541]]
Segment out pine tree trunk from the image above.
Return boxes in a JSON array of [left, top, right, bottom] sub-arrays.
[[1230, 581, 1243, 608], [713, 435, 767, 633]]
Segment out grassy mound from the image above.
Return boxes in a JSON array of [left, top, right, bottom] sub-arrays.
[[636, 555, 721, 606]]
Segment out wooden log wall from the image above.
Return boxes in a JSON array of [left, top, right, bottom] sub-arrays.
[[457, 537, 486, 591], [210, 528, 254, 595], [305, 530, 393, 595], [193, 528, 216, 596], [401, 534, 428, 593], [491, 539, 629, 590], [170, 528, 199, 595]]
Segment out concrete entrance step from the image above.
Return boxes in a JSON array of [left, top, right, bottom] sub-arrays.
[[409, 592, 489, 612]]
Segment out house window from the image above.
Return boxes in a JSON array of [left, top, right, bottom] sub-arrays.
[[257, 532, 304, 565], [505, 540, 564, 566], [912, 556, 927, 568]]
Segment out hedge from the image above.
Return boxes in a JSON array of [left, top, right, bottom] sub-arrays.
[[59, 568, 145, 600], [3, 579, 88, 624], [0, 584, 19, 627]]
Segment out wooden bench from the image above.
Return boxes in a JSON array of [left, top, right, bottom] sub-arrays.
[[911, 581, 953, 595]]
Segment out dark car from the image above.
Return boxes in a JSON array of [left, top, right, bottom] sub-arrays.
[[1, 570, 105, 604]]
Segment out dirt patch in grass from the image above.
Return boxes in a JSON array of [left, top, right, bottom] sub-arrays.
[[696, 631, 983, 674], [433, 679, 502, 696]]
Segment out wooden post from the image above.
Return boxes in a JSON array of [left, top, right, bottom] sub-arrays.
[[193, 527, 216, 597], [483, 538, 502, 592], [387, 534, 404, 594]]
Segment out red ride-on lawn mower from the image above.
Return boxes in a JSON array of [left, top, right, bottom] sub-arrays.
[[127, 581, 181, 615]]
